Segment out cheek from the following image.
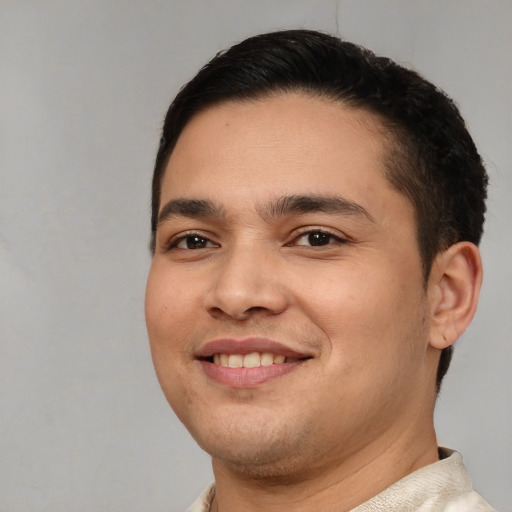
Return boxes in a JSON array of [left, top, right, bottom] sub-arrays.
[[297, 263, 426, 370], [145, 265, 201, 414], [145, 264, 194, 376], [146, 262, 196, 337]]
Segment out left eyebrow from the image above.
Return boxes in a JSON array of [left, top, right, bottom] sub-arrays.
[[260, 194, 375, 223], [157, 198, 223, 225]]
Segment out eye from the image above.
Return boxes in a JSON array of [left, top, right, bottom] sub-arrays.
[[170, 234, 219, 250], [293, 230, 346, 247]]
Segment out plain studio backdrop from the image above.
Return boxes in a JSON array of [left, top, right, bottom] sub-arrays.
[[1, 1, 510, 511]]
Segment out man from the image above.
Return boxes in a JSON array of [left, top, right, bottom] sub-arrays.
[[145, 30, 494, 511]]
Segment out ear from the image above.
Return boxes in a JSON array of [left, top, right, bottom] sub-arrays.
[[428, 242, 483, 350]]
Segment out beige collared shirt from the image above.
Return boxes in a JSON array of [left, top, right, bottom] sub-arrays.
[[187, 449, 495, 511]]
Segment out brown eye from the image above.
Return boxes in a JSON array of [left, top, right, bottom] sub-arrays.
[[294, 230, 344, 247], [172, 234, 218, 250], [186, 236, 208, 249], [307, 232, 331, 246]]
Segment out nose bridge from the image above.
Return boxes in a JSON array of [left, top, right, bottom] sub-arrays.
[[204, 238, 287, 319]]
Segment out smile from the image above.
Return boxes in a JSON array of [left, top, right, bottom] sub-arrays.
[[211, 352, 300, 368], [196, 338, 312, 387]]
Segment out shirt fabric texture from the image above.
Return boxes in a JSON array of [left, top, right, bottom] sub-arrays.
[[187, 448, 495, 511]]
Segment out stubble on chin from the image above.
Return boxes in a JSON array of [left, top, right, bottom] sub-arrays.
[[196, 415, 328, 483]]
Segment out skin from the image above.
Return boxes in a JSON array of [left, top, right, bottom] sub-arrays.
[[145, 93, 482, 512]]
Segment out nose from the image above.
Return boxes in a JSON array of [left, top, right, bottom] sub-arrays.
[[203, 243, 289, 321]]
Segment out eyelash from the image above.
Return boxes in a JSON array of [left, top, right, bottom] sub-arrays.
[[166, 231, 219, 251], [165, 228, 349, 252], [289, 228, 350, 248]]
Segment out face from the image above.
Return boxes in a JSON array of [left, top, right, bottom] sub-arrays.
[[145, 93, 439, 478]]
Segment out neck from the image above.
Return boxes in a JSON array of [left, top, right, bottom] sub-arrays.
[[210, 422, 438, 512]]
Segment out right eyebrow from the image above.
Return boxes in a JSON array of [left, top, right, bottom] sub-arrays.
[[157, 198, 222, 225], [261, 194, 375, 223]]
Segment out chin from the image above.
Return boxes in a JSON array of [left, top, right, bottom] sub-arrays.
[[207, 442, 308, 481], [192, 417, 282, 459], [186, 413, 322, 480]]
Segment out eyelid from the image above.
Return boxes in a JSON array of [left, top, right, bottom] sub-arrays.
[[288, 226, 351, 246], [159, 226, 351, 252], [164, 230, 219, 251]]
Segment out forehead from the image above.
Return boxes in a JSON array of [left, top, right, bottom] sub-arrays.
[[161, 93, 401, 216]]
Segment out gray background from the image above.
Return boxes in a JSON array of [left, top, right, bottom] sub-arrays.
[[1, 1, 510, 511]]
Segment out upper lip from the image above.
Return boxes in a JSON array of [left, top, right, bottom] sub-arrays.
[[196, 337, 311, 359]]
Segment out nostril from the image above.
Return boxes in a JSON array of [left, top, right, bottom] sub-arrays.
[[246, 306, 270, 314], [206, 306, 235, 320]]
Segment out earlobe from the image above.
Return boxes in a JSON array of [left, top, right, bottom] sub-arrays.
[[428, 242, 483, 350]]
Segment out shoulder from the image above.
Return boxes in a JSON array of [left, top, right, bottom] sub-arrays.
[[444, 490, 497, 512]]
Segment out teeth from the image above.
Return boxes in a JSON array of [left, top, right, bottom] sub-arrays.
[[260, 353, 274, 366], [212, 352, 296, 368], [243, 352, 261, 368], [228, 354, 243, 368]]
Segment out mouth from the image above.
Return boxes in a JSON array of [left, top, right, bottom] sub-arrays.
[[196, 338, 313, 387], [201, 352, 304, 368]]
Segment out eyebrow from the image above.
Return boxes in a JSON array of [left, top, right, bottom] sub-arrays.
[[157, 198, 222, 225], [261, 194, 374, 222], [157, 194, 374, 226]]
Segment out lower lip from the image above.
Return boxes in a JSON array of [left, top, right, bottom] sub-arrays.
[[199, 360, 305, 387]]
